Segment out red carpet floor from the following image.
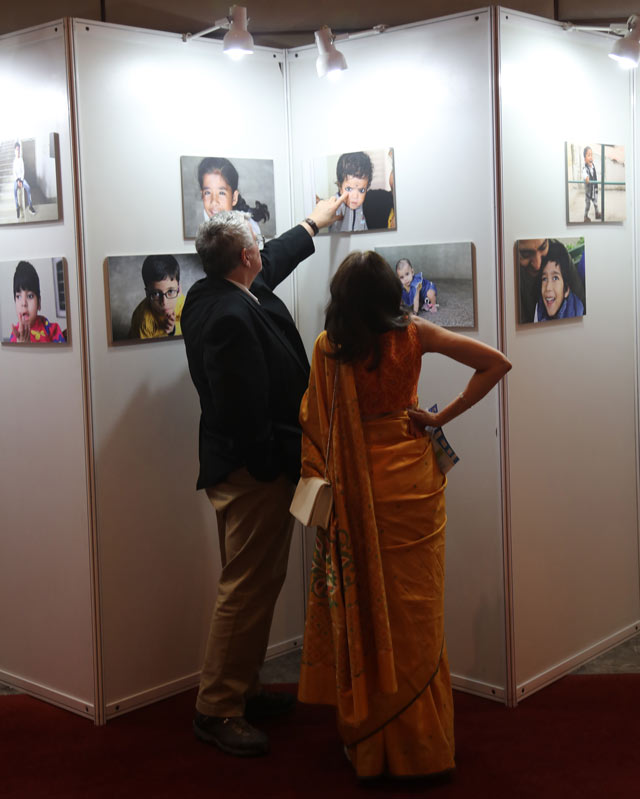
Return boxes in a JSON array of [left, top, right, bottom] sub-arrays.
[[2, 675, 638, 798]]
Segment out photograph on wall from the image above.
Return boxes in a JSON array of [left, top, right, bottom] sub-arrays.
[[105, 252, 205, 345], [565, 142, 625, 225], [0, 133, 61, 225], [1, 257, 69, 344], [375, 242, 476, 328], [310, 148, 396, 234], [180, 155, 276, 240], [515, 237, 585, 325]]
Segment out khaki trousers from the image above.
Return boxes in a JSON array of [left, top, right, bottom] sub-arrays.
[[196, 467, 295, 717]]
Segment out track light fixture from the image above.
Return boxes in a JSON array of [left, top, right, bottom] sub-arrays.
[[182, 5, 254, 59], [314, 23, 387, 79], [609, 15, 640, 68], [315, 26, 347, 79], [564, 15, 640, 69]]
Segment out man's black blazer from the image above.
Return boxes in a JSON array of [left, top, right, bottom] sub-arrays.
[[182, 224, 314, 489]]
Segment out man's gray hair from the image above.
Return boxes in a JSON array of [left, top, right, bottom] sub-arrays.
[[195, 210, 254, 278]]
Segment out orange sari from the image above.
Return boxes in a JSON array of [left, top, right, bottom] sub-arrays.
[[298, 327, 455, 778]]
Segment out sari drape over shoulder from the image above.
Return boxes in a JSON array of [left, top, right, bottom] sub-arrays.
[[298, 328, 455, 778]]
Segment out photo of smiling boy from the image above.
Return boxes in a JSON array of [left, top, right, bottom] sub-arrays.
[[129, 255, 184, 339], [534, 240, 585, 323], [516, 238, 586, 324], [7, 260, 66, 344]]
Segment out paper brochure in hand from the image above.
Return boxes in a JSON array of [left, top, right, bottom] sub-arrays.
[[426, 403, 460, 475]]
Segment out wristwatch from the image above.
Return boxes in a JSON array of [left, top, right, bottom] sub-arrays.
[[304, 217, 319, 235]]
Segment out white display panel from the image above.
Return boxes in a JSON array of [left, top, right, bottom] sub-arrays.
[[288, 10, 507, 697], [0, 22, 94, 714], [499, 9, 640, 696], [71, 20, 303, 712], [6, 6, 638, 723]]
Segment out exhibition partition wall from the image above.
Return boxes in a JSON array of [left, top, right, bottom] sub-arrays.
[[0, 22, 96, 716], [287, 9, 508, 699], [1, 7, 639, 722], [70, 19, 306, 719], [499, 8, 640, 699]]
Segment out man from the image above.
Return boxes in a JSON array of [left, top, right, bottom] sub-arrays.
[[517, 238, 585, 324], [517, 238, 549, 323], [12, 142, 36, 218], [181, 195, 345, 757]]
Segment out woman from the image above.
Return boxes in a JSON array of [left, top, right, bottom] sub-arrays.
[[298, 251, 511, 779]]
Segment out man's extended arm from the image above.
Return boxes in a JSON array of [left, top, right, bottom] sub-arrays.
[[258, 194, 347, 290]]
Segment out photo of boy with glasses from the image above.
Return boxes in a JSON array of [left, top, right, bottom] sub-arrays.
[[128, 254, 185, 339]]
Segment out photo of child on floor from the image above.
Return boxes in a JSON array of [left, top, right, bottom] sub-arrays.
[[1, 257, 68, 344], [311, 148, 396, 233], [515, 237, 585, 325], [565, 142, 625, 224], [180, 155, 276, 240], [396, 258, 438, 314], [376, 242, 476, 328], [105, 253, 204, 344], [0, 135, 60, 226]]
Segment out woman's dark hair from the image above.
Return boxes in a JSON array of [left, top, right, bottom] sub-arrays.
[[197, 156, 270, 224], [325, 251, 409, 368], [13, 260, 40, 299]]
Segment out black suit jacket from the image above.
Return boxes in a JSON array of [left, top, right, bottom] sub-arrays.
[[182, 225, 314, 489]]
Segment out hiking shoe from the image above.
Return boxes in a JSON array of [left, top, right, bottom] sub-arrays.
[[193, 712, 269, 757], [245, 690, 296, 720]]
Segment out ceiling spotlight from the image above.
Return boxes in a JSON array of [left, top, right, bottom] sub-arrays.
[[609, 14, 640, 68], [223, 5, 254, 59], [315, 26, 347, 79], [183, 5, 254, 59]]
